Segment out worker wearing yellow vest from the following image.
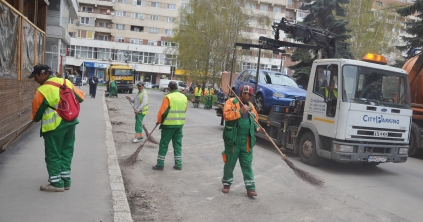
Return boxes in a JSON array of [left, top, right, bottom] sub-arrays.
[[203, 84, 214, 110], [194, 85, 202, 108], [29, 65, 85, 192], [323, 79, 338, 99], [126, 82, 149, 143], [153, 81, 188, 171]]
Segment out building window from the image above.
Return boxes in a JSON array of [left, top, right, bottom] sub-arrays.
[[165, 29, 174, 35], [242, 62, 257, 70], [133, 0, 146, 6], [258, 29, 266, 34], [300, 2, 306, 7], [130, 39, 142, 44], [97, 35, 108, 41], [131, 25, 144, 32], [274, 7, 281, 13], [116, 24, 125, 30], [69, 18, 74, 24], [286, 11, 290, 16], [131, 13, 144, 19], [80, 17, 90, 25], [81, 6, 93, 12], [297, 11, 308, 18], [260, 4, 268, 11], [167, 4, 176, 9], [148, 27, 159, 33], [119, 0, 128, 3], [116, 11, 126, 17], [97, 48, 112, 60], [273, 19, 280, 23], [166, 17, 174, 22], [288, 0, 292, 5], [76, 30, 94, 39], [97, 21, 109, 27], [376, 1, 383, 7], [148, 40, 158, 46], [245, 3, 255, 9], [151, 2, 160, 8], [150, 15, 159, 21], [115, 37, 124, 42], [162, 41, 177, 47]]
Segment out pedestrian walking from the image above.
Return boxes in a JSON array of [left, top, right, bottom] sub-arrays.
[[221, 85, 264, 197], [152, 81, 188, 171], [29, 64, 85, 192], [88, 75, 93, 97], [109, 79, 118, 97], [90, 74, 99, 98], [126, 82, 149, 143]]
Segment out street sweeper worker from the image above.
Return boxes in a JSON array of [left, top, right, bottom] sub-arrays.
[[152, 81, 188, 171], [29, 64, 85, 192], [203, 84, 214, 110], [221, 85, 264, 197], [126, 82, 149, 143], [194, 84, 202, 98]]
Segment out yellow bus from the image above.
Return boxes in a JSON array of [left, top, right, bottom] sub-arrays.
[[106, 64, 134, 94]]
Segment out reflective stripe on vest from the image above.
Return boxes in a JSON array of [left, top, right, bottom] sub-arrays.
[[325, 88, 338, 98], [194, 88, 202, 96], [37, 78, 74, 132], [163, 92, 188, 126], [139, 90, 149, 115]]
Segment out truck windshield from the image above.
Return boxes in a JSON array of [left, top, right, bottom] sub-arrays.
[[258, 71, 298, 87], [112, 69, 132, 76], [342, 65, 411, 109]]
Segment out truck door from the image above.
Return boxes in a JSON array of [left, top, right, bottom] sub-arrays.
[[304, 63, 340, 138]]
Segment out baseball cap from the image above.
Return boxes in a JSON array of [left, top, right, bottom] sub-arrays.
[[241, 85, 254, 95], [28, 64, 50, 78], [137, 82, 145, 86]]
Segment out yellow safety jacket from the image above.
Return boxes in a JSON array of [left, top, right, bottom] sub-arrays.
[[37, 78, 74, 133], [139, 90, 149, 115], [163, 92, 188, 126], [194, 87, 202, 97], [325, 88, 338, 98]]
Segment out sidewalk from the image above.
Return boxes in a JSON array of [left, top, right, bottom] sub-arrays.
[[0, 85, 130, 222]]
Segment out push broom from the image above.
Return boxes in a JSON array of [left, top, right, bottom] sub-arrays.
[[124, 124, 159, 166], [227, 86, 324, 187]]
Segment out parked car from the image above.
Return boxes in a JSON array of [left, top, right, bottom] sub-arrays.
[[152, 84, 159, 89], [232, 69, 306, 113], [159, 79, 186, 92], [143, 82, 152, 89]]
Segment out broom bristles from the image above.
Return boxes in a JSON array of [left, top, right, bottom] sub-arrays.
[[283, 157, 324, 187], [124, 145, 144, 166], [143, 125, 159, 144]]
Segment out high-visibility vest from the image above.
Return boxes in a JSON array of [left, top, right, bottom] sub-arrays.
[[194, 87, 202, 96], [325, 88, 338, 98], [37, 77, 74, 132], [139, 90, 149, 115], [163, 92, 188, 126]]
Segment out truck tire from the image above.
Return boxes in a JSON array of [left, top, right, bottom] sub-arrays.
[[299, 132, 322, 166], [129, 89, 133, 94], [408, 132, 421, 157], [164, 88, 168, 93]]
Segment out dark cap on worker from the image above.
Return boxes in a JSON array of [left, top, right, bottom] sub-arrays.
[[137, 82, 145, 86], [28, 64, 50, 78]]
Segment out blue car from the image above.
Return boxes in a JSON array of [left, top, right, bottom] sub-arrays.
[[232, 69, 306, 113]]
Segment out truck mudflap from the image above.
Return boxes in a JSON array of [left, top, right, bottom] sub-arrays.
[[327, 141, 408, 163]]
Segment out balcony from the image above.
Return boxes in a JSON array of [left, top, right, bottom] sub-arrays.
[[79, 0, 115, 7], [93, 25, 113, 33], [79, 11, 113, 20]]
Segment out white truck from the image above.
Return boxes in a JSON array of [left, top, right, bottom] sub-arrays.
[[159, 79, 186, 92]]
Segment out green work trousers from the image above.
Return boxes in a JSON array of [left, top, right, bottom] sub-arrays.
[[110, 85, 118, 97], [157, 127, 183, 168], [222, 136, 255, 190], [205, 96, 212, 109], [43, 124, 76, 188], [135, 113, 144, 137]]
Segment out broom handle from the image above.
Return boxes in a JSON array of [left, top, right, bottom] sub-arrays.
[[127, 99, 144, 126], [227, 86, 287, 159], [1, 121, 35, 152]]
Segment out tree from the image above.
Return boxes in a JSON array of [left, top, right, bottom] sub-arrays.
[[396, 0, 423, 56], [345, 0, 403, 61], [289, 0, 353, 86]]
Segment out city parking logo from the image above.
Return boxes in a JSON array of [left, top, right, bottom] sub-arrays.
[[363, 115, 400, 124]]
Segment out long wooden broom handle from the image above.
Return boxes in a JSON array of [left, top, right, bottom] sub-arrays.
[[1, 121, 35, 153], [227, 86, 287, 159]]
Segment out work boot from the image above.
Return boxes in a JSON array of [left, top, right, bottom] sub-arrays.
[[152, 165, 164, 171], [222, 185, 230, 193], [173, 165, 182, 170], [40, 184, 64, 192], [247, 190, 257, 197]]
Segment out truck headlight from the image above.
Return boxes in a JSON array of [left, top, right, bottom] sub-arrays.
[[399, 148, 408, 155], [273, 92, 285, 98], [334, 144, 354, 153]]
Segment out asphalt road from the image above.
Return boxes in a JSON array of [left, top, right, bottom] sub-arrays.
[[109, 89, 423, 222]]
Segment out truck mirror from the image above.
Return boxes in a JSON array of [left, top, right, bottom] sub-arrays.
[[249, 79, 256, 83]]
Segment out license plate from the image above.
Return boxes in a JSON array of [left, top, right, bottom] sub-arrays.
[[368, 156, 387, 162]]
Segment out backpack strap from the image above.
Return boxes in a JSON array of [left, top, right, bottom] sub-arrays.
[[44, 81, 62, 88]]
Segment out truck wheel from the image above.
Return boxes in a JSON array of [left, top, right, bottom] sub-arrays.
[[255, 94, 265, 113], [164, 88, 168, 93], [299, 132, 322, 166], [408, 132, 421, 157], [129, 89, 133, 94]]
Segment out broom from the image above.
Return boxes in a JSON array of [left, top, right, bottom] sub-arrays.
[[1, 121, 35, 154], [227, 86, 324, 187], [127, 99, 159, 144], [124, 124, 159, 166]]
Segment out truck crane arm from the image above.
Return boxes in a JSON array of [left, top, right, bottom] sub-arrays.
[[259, 17, 337, 58]]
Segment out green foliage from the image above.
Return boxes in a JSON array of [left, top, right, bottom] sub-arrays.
[[396, 0, 423, 55]]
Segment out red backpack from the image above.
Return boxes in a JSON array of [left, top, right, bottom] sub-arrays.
[[44, 79, 80, 122]]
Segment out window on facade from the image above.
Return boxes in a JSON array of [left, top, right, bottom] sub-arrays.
[[119, 0, 128, 3], [288, 0, 292, 5], [69, 18, 73, 24], [131, 13, 144, 19], [143, 52, 156, 64], [297, 11, 308, 18], [98, 21, 108, 27], [97, 35, 108, 41], [286, 11, 290, 16], [155, 54, 166, 65], [130, 39, 142, 44], [69, 32, 75, 37], [162, 41, 177, 47], [166, 17, 174, 22], [258, 29, 266, 34], [133, 0, 146, 6], [273, 19, 280, 23], [167, 4, 176, 9], [165, 29, 174, 35], [300, 2, 306, 7], [260, 4, 268, 11], [76, 30, 94, 39], [150, 15, 159, 21], [376, 1, 383, 7], [242, 62, 257, 70], [116, 24, 125, 30], [274, 7, 281, 13], [81, 6, 93, 12], [148, 27, 158, 33], [148, 40, 158, 46], [75, 46, 95, 59], [114, 50, 126, 61], [116, 11, 126, 17], [151, 2, 160, 8], [97, 48, 111, 59], [115, 37, 124, 42], [131, 51, 142, 62], [131, 25, 144, 32], [245, 3, 255, 9], [80, 17, 90, 25]]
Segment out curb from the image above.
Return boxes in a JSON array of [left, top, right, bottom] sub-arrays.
[[102, 91, 133, 222]]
